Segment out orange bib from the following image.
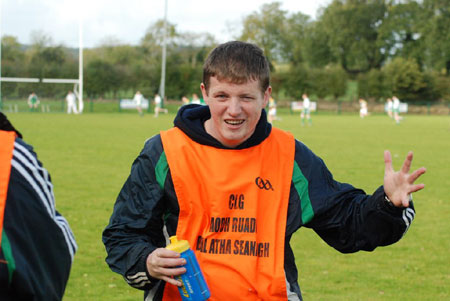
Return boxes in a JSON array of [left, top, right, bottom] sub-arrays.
[[160, 127, 295, 300], [0, 131, 16, 246]]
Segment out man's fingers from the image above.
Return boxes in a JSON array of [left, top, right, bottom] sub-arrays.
[[149, 249, 182, 267], [402, 197, 410, 208], [156, 266, 186, 277], [409, 183, 425, 194], [147, 248, 186, 281], [408, 167, 426, 184], [384, 150, 394, 174], [155, 248, 181, 258], [401, 151, 413, 174], [152, 267, 186, 286], [157, 257, 186, 268], [161, 276, 183, 287]]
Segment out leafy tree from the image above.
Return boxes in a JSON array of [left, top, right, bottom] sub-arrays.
[[283, 63, 311, 99], [240, 2, 289, 69], [303, 21, 336, 68], [140, 19, 178, 66], [379, 1, 424, 65], [1, 36, 26, 96], [21, 31, 78, 97], [324, 64, 348, 100], [309, 68, 330, 99], [383, 57, 425, 101], [421, 0, 450, 74], [84, 60, 120, 98], [279, 12, 311, 64], [431, 74, 450, 101], [1, 36, 25, 64], [98, 44, 142, 93], [357, 68, 389, 100], [318, 0, 388, 75]]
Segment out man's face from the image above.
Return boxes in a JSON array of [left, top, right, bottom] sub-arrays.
[[201, 76, 270, 148]]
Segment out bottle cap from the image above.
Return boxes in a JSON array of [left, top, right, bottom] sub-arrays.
[[166, 236, 190, 253]]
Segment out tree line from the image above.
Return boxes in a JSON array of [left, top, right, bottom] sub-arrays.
[[1, 0, 449, 103]]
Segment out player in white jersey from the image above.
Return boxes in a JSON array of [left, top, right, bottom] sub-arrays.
[[154, 94, 168, 117], [133, 91, 144, 116], [359, 98, 368, 118], [66, 91, 78, 114], [301, 93, 312, 126], [392, 96, 402, 124]]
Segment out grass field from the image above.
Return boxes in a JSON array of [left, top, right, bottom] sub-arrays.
[[6, 111, 450, 300]]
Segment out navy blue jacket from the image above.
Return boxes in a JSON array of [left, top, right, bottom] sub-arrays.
[[103, 105, 415, 300], [0, 136, 77, 300]]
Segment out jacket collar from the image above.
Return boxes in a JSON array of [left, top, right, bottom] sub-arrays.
[[173, 104, 271, 149]]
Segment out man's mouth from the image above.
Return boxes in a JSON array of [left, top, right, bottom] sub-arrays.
[[225, 120, 244, 125]]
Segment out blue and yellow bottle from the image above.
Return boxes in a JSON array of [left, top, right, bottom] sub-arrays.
[[166, 236, 210, 301]]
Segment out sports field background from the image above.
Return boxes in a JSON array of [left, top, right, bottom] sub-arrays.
[[7, 111, 450, 300]]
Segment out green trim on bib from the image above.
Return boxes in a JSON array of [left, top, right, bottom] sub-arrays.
[[293, 162, 314, 224], [155, 151, 169, 191], [1, 230, 15, 285]]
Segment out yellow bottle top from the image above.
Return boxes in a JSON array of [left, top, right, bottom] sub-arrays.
[[166, 236, 190, 253]]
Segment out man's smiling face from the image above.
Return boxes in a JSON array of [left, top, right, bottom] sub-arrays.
[[201, 76, 270, 148]]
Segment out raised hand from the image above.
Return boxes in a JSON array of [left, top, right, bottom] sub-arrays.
[[383, 150, 426, 208]]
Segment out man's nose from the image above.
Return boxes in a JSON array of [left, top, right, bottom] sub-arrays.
[[228, 97, 242, 115]]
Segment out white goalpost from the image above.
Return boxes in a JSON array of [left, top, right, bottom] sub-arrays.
[[0, 3, 84, 113]]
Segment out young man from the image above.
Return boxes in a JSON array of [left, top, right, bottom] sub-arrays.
[[66, 90, 78, 114], [359, 98, 368, 118], [0, 113, 77, 300], [300, 93, 312, 126], [386, 98, 393, 118], [103, 41, 426, 300], [134, 91, 145, 116], [27, 92, 39, 112], [268, 96, 277, 123], [392, 96, 402, 124], [154, 94, 168, 117]]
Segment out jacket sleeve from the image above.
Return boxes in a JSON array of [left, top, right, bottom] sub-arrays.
[[292, 140, 415, 253], [102, 135, 170, 291], [0, 138, 77, 300]]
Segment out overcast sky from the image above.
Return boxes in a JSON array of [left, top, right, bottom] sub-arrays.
[[1, 0, 330, 48]]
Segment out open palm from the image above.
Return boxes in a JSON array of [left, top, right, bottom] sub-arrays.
[[383, 150, 426, 208]]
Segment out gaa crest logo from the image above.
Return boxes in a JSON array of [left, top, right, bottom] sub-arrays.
[[255, 177, 274, 191]]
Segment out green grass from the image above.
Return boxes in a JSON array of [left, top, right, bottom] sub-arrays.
[[6, 111, 449, 300]]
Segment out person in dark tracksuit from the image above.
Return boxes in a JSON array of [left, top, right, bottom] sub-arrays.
[[103, 41, 426, 300], [0, 112, 77, 300]]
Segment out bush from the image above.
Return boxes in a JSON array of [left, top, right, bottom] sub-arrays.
[[382, 57, 425, 101], [357, 69, 390, 101]]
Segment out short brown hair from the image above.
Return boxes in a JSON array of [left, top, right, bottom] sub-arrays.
[[202, 41, 270, 94]]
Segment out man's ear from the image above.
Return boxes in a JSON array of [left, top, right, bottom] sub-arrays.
[[200, 83, 209, 103], [263, 86, 272, 107]]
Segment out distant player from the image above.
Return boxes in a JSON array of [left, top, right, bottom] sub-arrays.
[[190, 93, 206, 105], [267, 96, 277, 123], [133, 91, 144, 116], [27, 92, 39, 112], [154, 93, 168, 117], [359, 98, 368, 118], [190, 93, 201, 105], [300, 93, 312, 126], [66, 91, 78, 114], [386, 98, 393, 118], [181, 96, 190, 106], [392, 96, 402, 124]]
